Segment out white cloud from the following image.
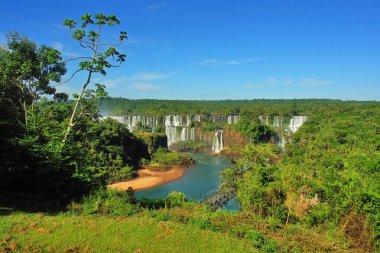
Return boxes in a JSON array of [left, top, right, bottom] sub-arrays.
[[130, 71, 178, 81], [244, 77, 333, 88], [98, 70, 177, 91], [130, 82, 161, 91], [55, 84, 77, 95], [147, 2, 166, 11], [51, 42, 79, 57], [198, 58, 259, 66], [102, 77, 128, 88]]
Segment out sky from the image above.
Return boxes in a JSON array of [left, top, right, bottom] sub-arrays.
[[1, 0, 379, 100]]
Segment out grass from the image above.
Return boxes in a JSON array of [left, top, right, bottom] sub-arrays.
[[0, 212, 257, 253]]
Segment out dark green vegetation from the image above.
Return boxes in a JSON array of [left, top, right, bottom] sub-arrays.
[[1, 14, 380, 253], [170, 140, 208, 152], [0, 18, 174, 208], [221, 104, 380, 252], [149, 148, 193, 169], [102, 97, 376, 116]]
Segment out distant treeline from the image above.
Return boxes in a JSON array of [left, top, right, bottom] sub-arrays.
[[102, 97, 378, 117]]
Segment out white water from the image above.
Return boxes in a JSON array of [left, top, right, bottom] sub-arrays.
[[166, 126, 195, 148], [227, 114, 240, 124], [212, 130, 224, 153], [272, 116, 283, 127], [289, 116, 308, 133]]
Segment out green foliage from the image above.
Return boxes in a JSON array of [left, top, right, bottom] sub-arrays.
[[166, 192, 186, 207], [150, 148, 193, 166], [0, 212, 257, 253], [201, 121, 223, 132], [138, 198, 166, 209], [62, 13, 127, 141], [170, 140, 208, 152], [243, 230, 279, 253], [81, 188, 139, 217], [188, 217, 218, 231], [0, 32, 66, 124], [234, 118, 275, 144], [101, 97, 349, 116], [133, 131, 167, 155]]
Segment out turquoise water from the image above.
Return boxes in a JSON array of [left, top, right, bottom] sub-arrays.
[[135, 153, 239, 210]]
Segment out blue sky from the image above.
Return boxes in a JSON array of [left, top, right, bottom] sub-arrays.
[[1, 0, 379, 100]]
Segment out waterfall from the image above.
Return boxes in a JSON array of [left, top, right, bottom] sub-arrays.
[[181, 127, 187, 140], [166, 126, 179, 147], [227, 114, 240, 124], [212, 130, 224, 153], [186, 115, 192, 126], [258, 115, 269, 125], [166, 126, 195, 149], [289, 116, 308, 133], [273, 116, 283, 127], [103, 116, 126, 124], [194, 114, 201, 123], [274, 132, 286, 151]]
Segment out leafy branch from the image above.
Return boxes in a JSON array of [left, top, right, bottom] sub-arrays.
[[62, 13, 127, 142]]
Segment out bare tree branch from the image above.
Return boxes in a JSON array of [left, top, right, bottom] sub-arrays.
[[79, 40, 96, 53], [54, 69, 85, 87], [61, 56, 92, 63], [98, 42, 123, 47]]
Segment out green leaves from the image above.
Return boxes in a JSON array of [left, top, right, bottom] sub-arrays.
[[73, 30, 85, 40], [119, 31, 128, 41], [63, 18, 76, 28], [81, 13, 94, 26]]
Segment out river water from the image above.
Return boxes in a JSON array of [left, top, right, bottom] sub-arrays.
[[135, 153, 239, 210]]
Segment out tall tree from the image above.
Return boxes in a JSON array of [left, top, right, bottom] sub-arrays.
[[0, 32, 66, 125], [62, 14, 127, 142]]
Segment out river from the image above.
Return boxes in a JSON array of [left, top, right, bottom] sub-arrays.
[[135, 153, 239, 210]]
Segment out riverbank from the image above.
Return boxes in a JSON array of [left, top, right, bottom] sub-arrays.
[[109, 166, 186, 191]]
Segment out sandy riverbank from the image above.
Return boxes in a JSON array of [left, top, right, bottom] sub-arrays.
[[108, 166, 186, 191]]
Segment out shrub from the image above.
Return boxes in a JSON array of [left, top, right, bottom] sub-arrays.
[[110, 166, 135, 183], [138, 198, 166, 209], [188, 217, 218, 231], [305, 204, 332, 227], [165, 192, 186, 207], [81, 188, 140, 217], [244, 229, 280, 253], [151, 148, 193, 166]]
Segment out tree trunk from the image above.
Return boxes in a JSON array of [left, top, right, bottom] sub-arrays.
[[62, 71, 93, 143]]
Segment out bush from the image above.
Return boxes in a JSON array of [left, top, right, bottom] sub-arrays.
[[244, 229, 279, 253], [165, 192, 186, 207], [170, 140, 207, 152], [110, 166, 135, 183], [188, 217, 218, 231], [305, 204, 332, 227], [151, 148, 193, 166], [81, 188, 140, 217], [138, 198, 166, 209]]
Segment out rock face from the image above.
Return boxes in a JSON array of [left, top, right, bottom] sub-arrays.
[[222, 127, 248, 148]]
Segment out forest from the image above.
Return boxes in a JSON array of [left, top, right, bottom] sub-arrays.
[[1, 13, 379, 253]]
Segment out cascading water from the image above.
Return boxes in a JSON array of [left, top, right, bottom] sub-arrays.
[[194, 114, 201, 123], [166, 126, 195, 149], [164, 115, 195, 149], [272, 116, 283, 127], [289, 116, 308, 133], [274, 132, 286, 151], [259, 115, 269, 125], [227, 114, 240, 124], [212, 130, 224, 153]]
